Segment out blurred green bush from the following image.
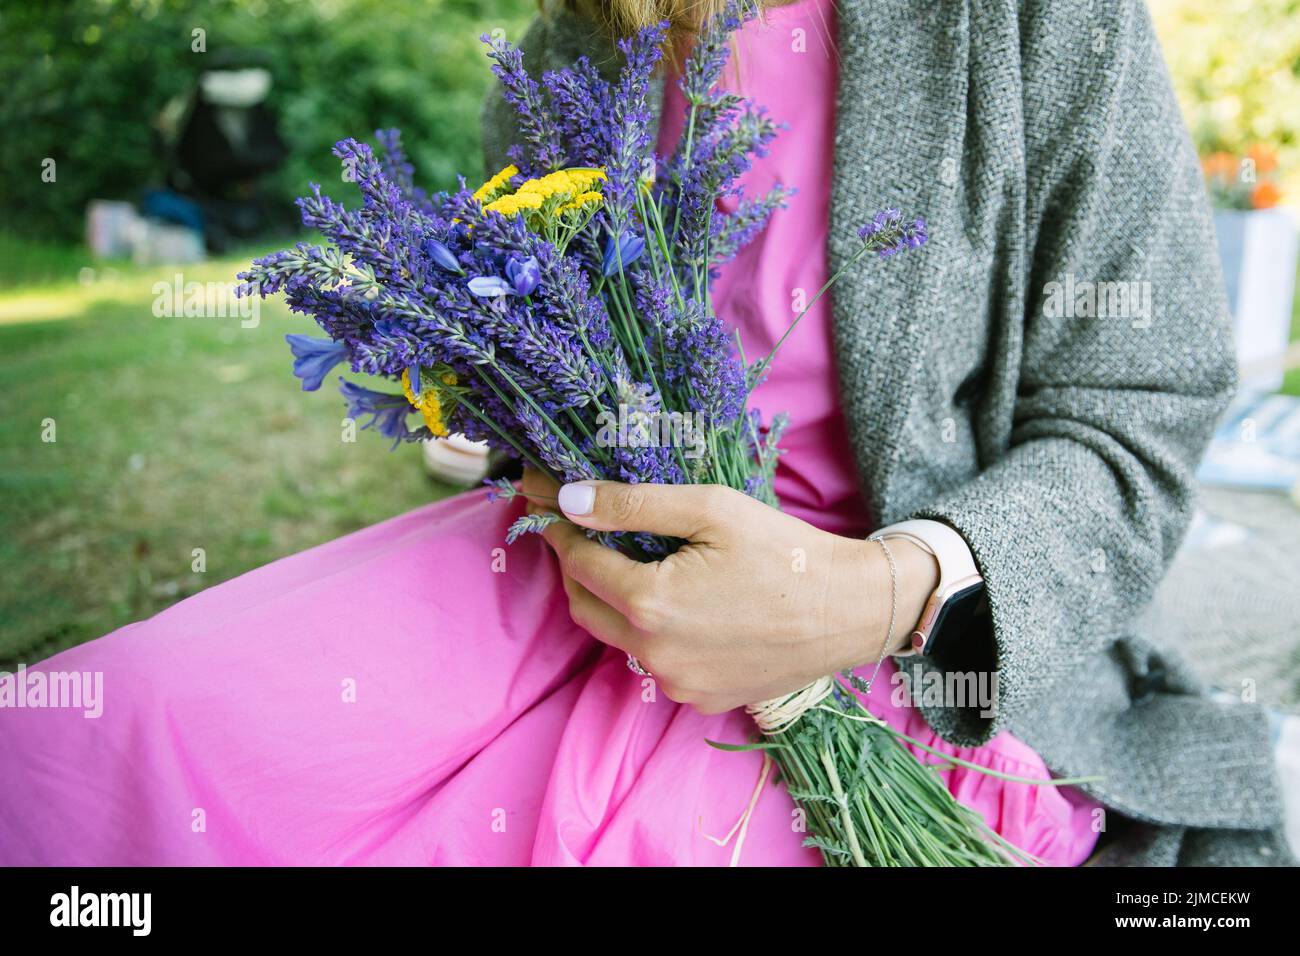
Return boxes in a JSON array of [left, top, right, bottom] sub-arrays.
[[1152, 0, 1300, 193], [0, 0, 532, 243]]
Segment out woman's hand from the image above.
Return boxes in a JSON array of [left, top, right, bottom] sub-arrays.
[[520, 468, 938, 714]]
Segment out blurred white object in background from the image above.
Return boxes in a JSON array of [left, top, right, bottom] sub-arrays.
[[422, 435, 492, 486], [86, 200, 205, 266], [1198, 390, 1300, 492], [86, 200, 140, 258], [85, 199, 204, 265], [1275, 714, 1300, 859], [128, 219, 205, 266], [1213, 207, 1299, 393], [199, 67, 273, 108]]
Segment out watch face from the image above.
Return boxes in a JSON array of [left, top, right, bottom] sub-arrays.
[[923, 582, 986, 659]]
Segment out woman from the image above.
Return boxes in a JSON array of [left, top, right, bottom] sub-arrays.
[[0, 0, 1291, 866]]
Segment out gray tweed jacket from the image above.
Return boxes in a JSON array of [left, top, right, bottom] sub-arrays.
[[480, 0, 1293, 866]]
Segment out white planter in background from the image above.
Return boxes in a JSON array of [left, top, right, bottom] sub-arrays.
[[1213, 207, 1299, 392], [422, 434, 492, 486]]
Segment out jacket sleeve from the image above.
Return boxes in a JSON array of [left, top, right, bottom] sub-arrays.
[[906, 0, 1238, 745]]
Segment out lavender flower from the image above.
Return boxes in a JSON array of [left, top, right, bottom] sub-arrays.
[[481, 34, 566, 174], [543, 57, 615, 168], [285, 334, 350, 391], [338, 378, 414, 449], [710, 186, 795, 266], [603, 22, 669, 232], [350, 319, 427, 378], [515, 403, 597, 481], [506, 512, 562, 544], [374, 127, 435, 216], [669, 104, 781, 281], [857, 210, 929, 257], [679, 1, 750, 107], [484, 476, 519, 502]]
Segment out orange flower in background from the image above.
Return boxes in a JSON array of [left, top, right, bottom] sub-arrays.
[[1250, 180, 1282, 209], [1201, 151, 1236, 178], [1200, 143, 1285, 210], [1246, 143, 1279, 175]]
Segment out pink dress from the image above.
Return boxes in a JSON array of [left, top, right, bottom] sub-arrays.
[[0, 0, 1101, 866]]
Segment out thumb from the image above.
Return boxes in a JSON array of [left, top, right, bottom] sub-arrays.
[[556, 480, 724, 538]]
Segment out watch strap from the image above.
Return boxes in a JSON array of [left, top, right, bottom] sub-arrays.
[[870, 519, 983, 656]]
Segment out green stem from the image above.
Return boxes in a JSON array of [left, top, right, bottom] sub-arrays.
[[450, 390, 553, 479], [748, 240, 879, 391], [819, 745, 867, 867], [815, 706, 1103, 787], [488, 363, 599, 475]]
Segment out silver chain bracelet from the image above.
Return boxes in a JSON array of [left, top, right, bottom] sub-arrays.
[[853, 534, 898, 697]]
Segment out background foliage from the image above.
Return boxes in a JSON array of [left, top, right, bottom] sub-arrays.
[[0, 0, 532, 242], [1151, 0, 1300, 198]]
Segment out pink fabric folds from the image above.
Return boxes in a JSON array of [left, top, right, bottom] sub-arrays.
[[0, 0, 1101, 867]]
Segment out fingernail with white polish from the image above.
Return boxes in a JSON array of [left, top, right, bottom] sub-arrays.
[[558, 482, 595, 516]]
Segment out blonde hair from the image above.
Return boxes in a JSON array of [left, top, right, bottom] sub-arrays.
[[551, 0, 790, 67], [567, 0, 727, 38]]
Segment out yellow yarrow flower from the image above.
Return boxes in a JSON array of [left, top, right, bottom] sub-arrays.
[[483, 191, 544, 217], [473, 164, 519, 203], [481, 166, 607, 221], [517, 167, 606, 200], [401, 368, 455, 438], [559, 167, 607, 195], [400, 367, 419, 406], [557, 190, 604, 215]]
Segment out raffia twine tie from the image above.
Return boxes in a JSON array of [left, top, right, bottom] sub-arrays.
[[745, 675, 837, 735], [704, 676, 838, 865]]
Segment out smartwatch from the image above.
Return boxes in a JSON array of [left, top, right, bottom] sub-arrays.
[[871, 519, 985, 658]]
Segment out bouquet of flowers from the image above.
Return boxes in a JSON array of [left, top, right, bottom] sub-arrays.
[[241, 2, 1071, 866]]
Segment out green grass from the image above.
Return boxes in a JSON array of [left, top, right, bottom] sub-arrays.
[[0, 235, 456, 666]]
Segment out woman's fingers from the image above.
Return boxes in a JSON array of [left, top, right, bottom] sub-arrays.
[[520, 466, 561, 509], [542, 519, 655, 618], [556, 480, 733, 541], [559, 572, 639, 656]]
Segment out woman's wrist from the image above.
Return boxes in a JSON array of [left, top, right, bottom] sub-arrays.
[[884, 537, 940, 651], [826, 535, 939, 672]]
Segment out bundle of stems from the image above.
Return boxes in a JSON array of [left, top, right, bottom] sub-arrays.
[[711, 681, 1100, 866]]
